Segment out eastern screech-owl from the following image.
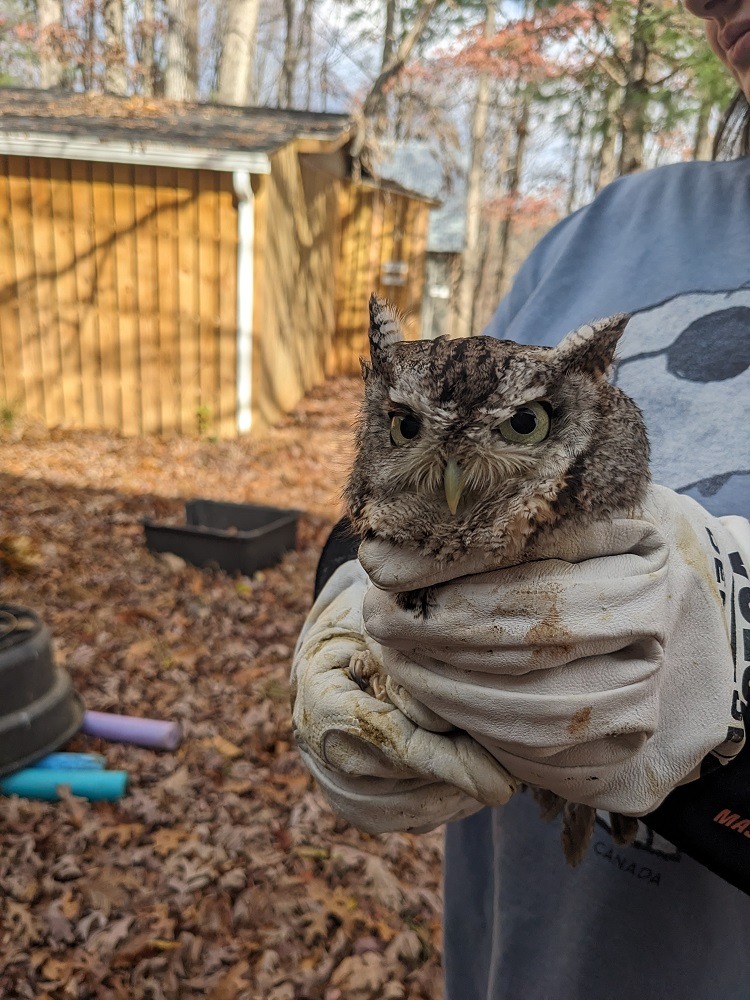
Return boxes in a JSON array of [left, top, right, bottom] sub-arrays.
[[344, 294, 651, 866]]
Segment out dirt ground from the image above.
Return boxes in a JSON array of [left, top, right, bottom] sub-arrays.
[[0, 377, 445, 1000]]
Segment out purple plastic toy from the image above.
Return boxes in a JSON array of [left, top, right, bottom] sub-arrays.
[[81, 710, 182, 750]]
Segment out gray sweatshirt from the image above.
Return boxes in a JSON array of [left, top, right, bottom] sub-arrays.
[[444, 156, 750, 1000]]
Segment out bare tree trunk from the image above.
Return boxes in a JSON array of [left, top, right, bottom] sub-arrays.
[[594, 84, 621, 191], [37, 0, 64, 88], [454, 0, 495, 340], [217, 0, 261, 105], [475, 214, 501, 333], [495, 91, 530, 297], [103, 0, 128, 95], [475, 105, 512, 330], [139, 0, 156, 95], [187, 0, 199, 87], [361, 0, 441, 119], [165, 0, 198, 101], [82, 1, 96, 90], [692, 98, 714, 160], [278, 0, 297, 107], [475, 192, 505, 333], [618, 0, 649, 175], [320, 58, 330, 111], [297, 0, 314, 109], [618, 74, 647, 174], [371, 0, 399, 134], [382, 0, 398, 69], [581, 110, 599, 202], [350, 0, 440, 177], [566, 102, 586, 215]]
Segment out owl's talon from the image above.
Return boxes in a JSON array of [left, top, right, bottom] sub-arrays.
[[370, 673, 389, 702], [350, 669, 369, 693], [347, 650, 391, 702]]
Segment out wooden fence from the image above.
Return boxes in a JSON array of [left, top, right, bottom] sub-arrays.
[[0, 154, 238, 436]]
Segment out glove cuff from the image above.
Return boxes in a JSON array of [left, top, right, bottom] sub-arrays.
[[698, 513, 750, 773], [298, 747, 485, 834]]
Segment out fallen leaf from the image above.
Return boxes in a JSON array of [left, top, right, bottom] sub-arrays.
[[207, 960, 251, 1000], [149, 828, 194, 857], [330, 953, 391, 997], [96, 824, 145, 848], [211, 736, 244, 759]]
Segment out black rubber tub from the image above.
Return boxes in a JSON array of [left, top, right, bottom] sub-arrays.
[[143, 500, 299, 576], [0, 605, 84, 777]]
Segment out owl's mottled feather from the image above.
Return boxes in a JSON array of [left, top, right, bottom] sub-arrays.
[[345, 294, 650, 865], [347, 297, 649, 567]]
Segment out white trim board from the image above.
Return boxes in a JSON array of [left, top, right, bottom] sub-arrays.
[[0, 130, 271, 174], [233, 171, 255, 435]]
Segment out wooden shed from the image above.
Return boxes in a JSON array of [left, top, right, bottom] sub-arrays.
[[0, 88, 433, 437]]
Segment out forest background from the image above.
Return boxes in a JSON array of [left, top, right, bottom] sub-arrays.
[[0, 0, 736, 334]]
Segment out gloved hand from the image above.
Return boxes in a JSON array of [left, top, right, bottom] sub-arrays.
[[291, 560, 518, 833], [360, 485, 750, 816]]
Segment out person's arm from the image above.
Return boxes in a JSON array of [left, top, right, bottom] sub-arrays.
[[356, 491, 750, 893], [645, 725, 750, 893], [643, 513, 750, 891], [313, 517, 359, 599]]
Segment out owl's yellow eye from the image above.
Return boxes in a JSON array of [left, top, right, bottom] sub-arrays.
[[390, 412, 421, 446], [498, 401, 551, 444]]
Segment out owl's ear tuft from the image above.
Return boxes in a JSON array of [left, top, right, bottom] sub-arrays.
[[359, 357, 371, 381], [369, 293, 404, 363], [552, 313, 630, 377]]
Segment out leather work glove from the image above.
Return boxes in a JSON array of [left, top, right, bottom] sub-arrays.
[[290, 561, 518, 833], [360, 485, 750, 816]]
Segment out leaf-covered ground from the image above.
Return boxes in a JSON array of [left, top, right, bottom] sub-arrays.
[[0, 377, 444, 1000]]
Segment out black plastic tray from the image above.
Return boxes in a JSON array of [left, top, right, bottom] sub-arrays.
[[143, 500, 299, 576], [0, 605, 85, 777]]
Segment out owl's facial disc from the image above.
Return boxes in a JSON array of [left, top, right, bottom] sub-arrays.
[[384, 393, 556, 516], [386, 404, 467, 515]]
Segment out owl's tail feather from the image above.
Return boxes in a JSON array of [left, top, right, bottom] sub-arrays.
[[530, 786, 566, 822], [561, 802, 596, 867], [609, 812, 639, 847]]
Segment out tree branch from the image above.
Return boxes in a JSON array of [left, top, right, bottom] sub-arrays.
[[361, 0, 441, 119]]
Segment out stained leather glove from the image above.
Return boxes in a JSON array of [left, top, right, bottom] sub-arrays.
[[360, 485, 750, 816], [291, 561, 518, 833]]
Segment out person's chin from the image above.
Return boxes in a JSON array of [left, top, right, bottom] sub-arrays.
[[725, 34, 750, 97]]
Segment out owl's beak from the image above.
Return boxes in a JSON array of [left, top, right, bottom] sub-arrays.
[[444, 457, 465, 515]]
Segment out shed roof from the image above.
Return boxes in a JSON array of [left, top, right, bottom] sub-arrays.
[[0, 87, 355, 173], [377, 140, 467, 254]]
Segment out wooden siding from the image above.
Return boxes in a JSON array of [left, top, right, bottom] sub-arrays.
[[250, 145, 338, 431], [0, 156, 237, 436], [331, 181, 430, 375], [250, 151, 430, 430], [0, 148, 430, 438]]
